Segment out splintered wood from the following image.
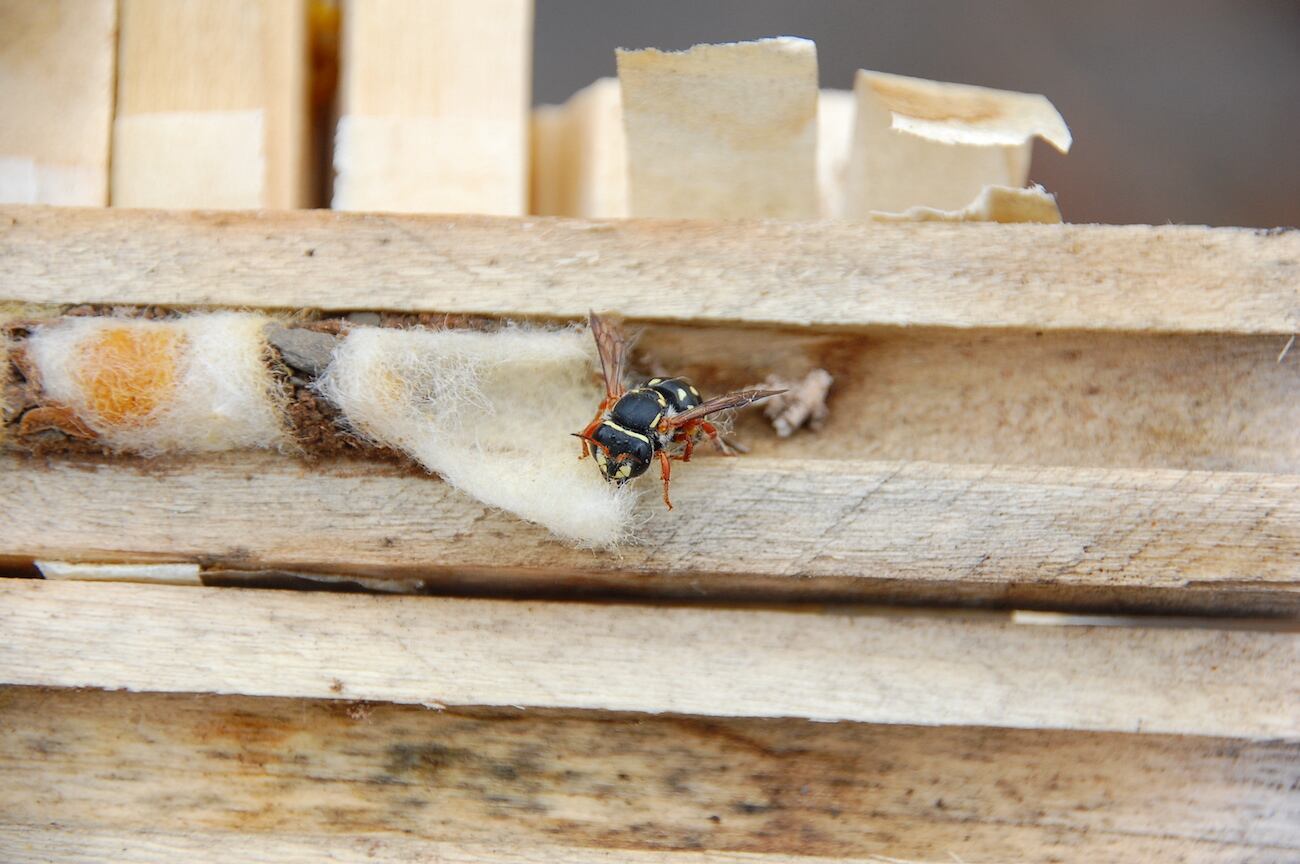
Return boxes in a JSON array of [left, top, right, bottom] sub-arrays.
[[112, 0, 309, 208], [617, 38, 819, 218], [0, 0, 117, 205], [844, 70, 1071, 216], [870, 183, 1062, 223], [333, 0, 532, 214], [3, 580, 1296, 737], [533, 44, 1070, 221], [2, 687, 1296, 863]]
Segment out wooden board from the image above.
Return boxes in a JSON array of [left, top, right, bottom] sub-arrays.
[[843, 70, 1069, 216], [616, 39, 818, 218], [1, 206, 1295, 334], [112, 0, 309, 208], [2, 687, 1296, 863], [332, 0, 532, 214], [529, 78, 627, 218], [3, 452, 1296, 614], [0, 0, 117, 205], [1, 580, 1295, 737]]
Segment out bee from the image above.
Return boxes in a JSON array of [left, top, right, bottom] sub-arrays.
[[574, 312, 784, 510]]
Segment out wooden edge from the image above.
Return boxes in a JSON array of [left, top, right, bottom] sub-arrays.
[[0, 827, 946, 864], [34, 560, 202, 585], [1, 206, 1296, 334], [3, 452, 1297, 615], [3, 687, 1296, 863], [1, 579, 1295, 737]]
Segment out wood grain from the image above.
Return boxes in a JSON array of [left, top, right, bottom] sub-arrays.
[[0, 830, 939, 864], [0, 207, 1295, 334], [530, 78, 627, 218], [617, 39, 818, 218], [2, 687, 1296, 863], [1, 580, 1295, 737], [333, 0, 531, 214], [3, 452, 1296, 613], [640, 325, 1300, 475], [0, 0, 117, 205], [113, 0, 309, 208]]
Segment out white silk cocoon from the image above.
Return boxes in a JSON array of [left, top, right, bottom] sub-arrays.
[[317, 325, 634, 547], [26, 313, 285, 453]]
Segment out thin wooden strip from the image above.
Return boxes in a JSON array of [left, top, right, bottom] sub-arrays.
[[332, 0, 532, 214], [2, 688, 1295, 863], [2, 452, 1296, 614], [0, 207, 1295, 334], [34, 560, 201, 585], [0, 828, 974, 864], [112, 0, 309, 209], [1, 580, 1295, 737], [616, 38, 819, 218], [0, 0, 117, 206]]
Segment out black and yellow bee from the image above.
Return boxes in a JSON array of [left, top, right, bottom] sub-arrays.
[[575, 312, 783, 509]]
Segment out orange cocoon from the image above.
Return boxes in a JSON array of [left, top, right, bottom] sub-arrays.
[[26, 314, 284, 453], [73, 326, 184, 427]]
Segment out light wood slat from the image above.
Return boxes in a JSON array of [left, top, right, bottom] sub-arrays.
[[0, 830, 904, 864], [616, 39, 819, 219], [112, 0, 309, 208], [3, 452, 1297, 614], [333, 0, 531, 214], [2, 688, 1295, 863], [0, 206, 1295, 334], [0, 0, 117, 206], [1, 580, 1295, 737]]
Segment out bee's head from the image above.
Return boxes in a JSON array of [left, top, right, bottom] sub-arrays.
[[580, 422, 654, 485]]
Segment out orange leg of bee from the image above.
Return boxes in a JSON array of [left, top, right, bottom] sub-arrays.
[[578, 397, 616, 458], [699, 420, 734, 455], [656, 449, 674, 510], [671, 428, 696, 462]]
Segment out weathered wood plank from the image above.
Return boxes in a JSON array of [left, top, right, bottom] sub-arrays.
[[0, 830, 910, 864], [3, 452, 1296, 614], [2, 687, 1295, 863], [1, 206, 1295, 334], [1, 580, 1295, 737]]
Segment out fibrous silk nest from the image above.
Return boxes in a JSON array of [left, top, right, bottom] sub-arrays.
[[21, 314, 637, 546], [316, 325, 633, 547], [25, 313, 285, 453]]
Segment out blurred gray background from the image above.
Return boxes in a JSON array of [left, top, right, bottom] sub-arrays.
[[534, 1, 1299, 227]]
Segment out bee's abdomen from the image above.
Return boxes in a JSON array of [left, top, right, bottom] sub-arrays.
[[609, 387, 668, 434], [648, 377, 702, 413]]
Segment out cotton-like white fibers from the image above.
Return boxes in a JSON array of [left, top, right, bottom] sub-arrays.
[[317, 325, 634, 547], [25, 313, 285, 453]]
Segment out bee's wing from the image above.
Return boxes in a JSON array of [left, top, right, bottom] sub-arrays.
[[589, 311, 629, 399], [660, 388, 786, 429]]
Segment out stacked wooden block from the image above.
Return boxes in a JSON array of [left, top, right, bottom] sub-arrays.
[[1, 3, 1297, 863]]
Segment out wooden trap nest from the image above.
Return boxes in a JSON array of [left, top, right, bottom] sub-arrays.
[[1, 6, 1298, 863]]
